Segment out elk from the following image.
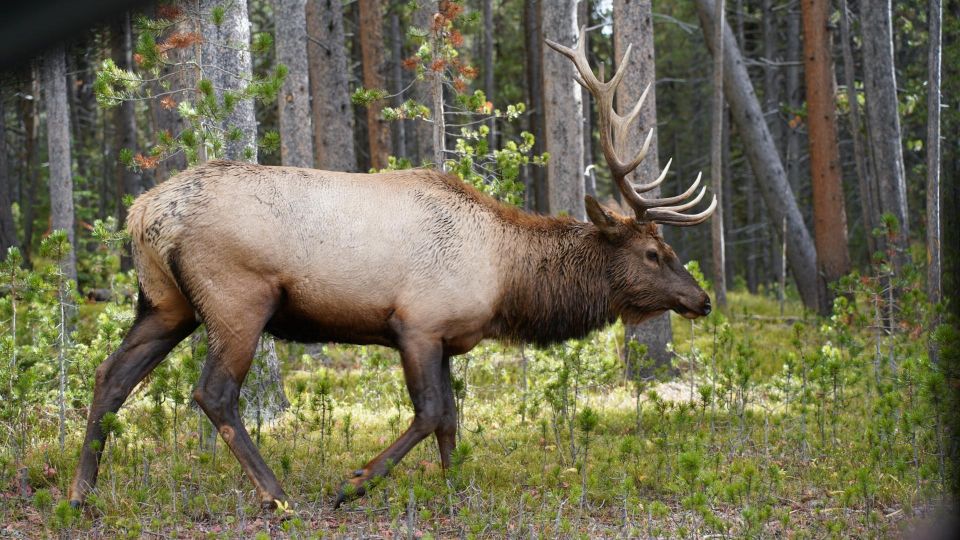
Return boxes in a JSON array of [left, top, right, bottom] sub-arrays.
[[68, 30, 715, 510]]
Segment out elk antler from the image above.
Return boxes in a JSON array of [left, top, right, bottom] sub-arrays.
[[545, 27, 717, 226]]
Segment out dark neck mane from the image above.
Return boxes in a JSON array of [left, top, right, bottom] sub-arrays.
[[491, 219, 616, 346]]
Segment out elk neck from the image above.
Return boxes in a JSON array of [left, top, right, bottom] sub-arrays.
[[489, 218, 617, 346]]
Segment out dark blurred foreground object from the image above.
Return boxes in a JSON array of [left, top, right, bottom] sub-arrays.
[[0, 0, 152, 70]]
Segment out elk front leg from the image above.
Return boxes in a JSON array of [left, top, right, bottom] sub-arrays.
[[335, 335, 445, 508]]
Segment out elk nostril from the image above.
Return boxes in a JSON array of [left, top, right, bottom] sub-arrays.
[[703, 299, 712, 315]]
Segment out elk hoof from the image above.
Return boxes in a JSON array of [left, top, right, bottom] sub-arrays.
[[333, 478, 366, 509], [260, 499, 279, 513], [69, 500, 82, 510]]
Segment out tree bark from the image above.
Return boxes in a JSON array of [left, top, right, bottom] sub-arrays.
[[926, 0, 942, 311], [541, 0, 584, 220], [0, 87, 16, 255], [275, 0, 314, 168], [19, 68, 40, 266], [413, 1, 437, 166], [801, 0, 851, 314], [839, 0, 878, 257], [524, 0, 547, 213], [201, 0, 257, 161], [614, 0, 674, 371], [861, 0, 909, 266], [579, 0, 594, 198], [761, 0, 782, 154], [785, 5, 803, 195], [358, 0, 392, 170], [43, 45, 78, 283], [709, 0, 727, 308], [483, 0, 495, 150], [695, 0, 820, 311], [307, 0, 356, 171], [389, 10, 408, 159], [111, 14, 142, 271]]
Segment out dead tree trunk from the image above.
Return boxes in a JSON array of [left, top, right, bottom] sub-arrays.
[[111, 14, 142, 271], [201, 0, 257, 161], [307, 0, 356, 171], [839, 0, 878, 257], [695, 0, 820, 311], [801, 0, 851, 314], [275, 0, 314, 168], [0, 87, 16, 254], [43, 44, 78, 283], [524, 0, 547, 212], [709, 0, 727, 308], [861, 0, 909, 267], [19, 69, 40, 266], [926, 0, 942, 312], [615, 0, 674, 372], [541, 0, 584, 219]]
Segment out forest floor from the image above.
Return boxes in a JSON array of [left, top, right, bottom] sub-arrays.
[[1, 290, 947, 538]]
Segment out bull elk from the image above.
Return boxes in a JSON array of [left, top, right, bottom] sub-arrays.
[[69, 30, 715, 510]]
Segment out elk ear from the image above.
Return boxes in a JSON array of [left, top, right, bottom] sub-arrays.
[[585, 196, 622, 239]]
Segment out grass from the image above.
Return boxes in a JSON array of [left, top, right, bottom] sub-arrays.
[[0, 289, 945, 538]]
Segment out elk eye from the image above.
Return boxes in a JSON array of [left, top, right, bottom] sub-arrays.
[[646, 250, 659, 263]]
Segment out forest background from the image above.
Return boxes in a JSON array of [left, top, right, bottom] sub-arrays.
[[0, 0, 958, 537]]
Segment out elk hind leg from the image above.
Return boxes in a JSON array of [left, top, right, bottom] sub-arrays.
[[69, 287, 197, 506], [435, 354, 457, 469]]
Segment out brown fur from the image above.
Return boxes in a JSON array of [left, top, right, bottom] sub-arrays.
[[69, 161, 710, 509]]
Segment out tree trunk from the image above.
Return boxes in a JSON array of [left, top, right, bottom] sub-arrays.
[[722, 107, 736, 288], [762, 0, 782, 154], [709, 0, 727, 308], [614, 0, 674, 371], [926, 0, 942, 312], [275, 0, 313, 168], [861, 0, 909, 266], [839, 0, 878, 257], [358, 0, 392, 170], [785, 6, 803, 195], [801, 0, 851, 314], [579, 0, 593, 198], [201, 0, 257, 161], [19, 69, 40, 266], [483, 0, 495, 150], [541, 0, 584, 220], [43, 45, 78, 284], [413, 1, 437, 166], [695, 0, 820, 311], [307, 0, 356, 172], [111, 14, 142, 271], [389, 10, 408, 160], [0, 87, 16, 255], [524, 0, 547, 213]]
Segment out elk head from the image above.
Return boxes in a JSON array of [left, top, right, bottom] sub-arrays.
[[547, 29, 717, 322]]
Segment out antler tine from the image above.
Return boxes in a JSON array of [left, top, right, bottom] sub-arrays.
[[611, 83, 649, 156], [645, 194, 718, 226], [634, 157, 671, 194], [659, 185, 707, 213], [635, 172, 702, 207]]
